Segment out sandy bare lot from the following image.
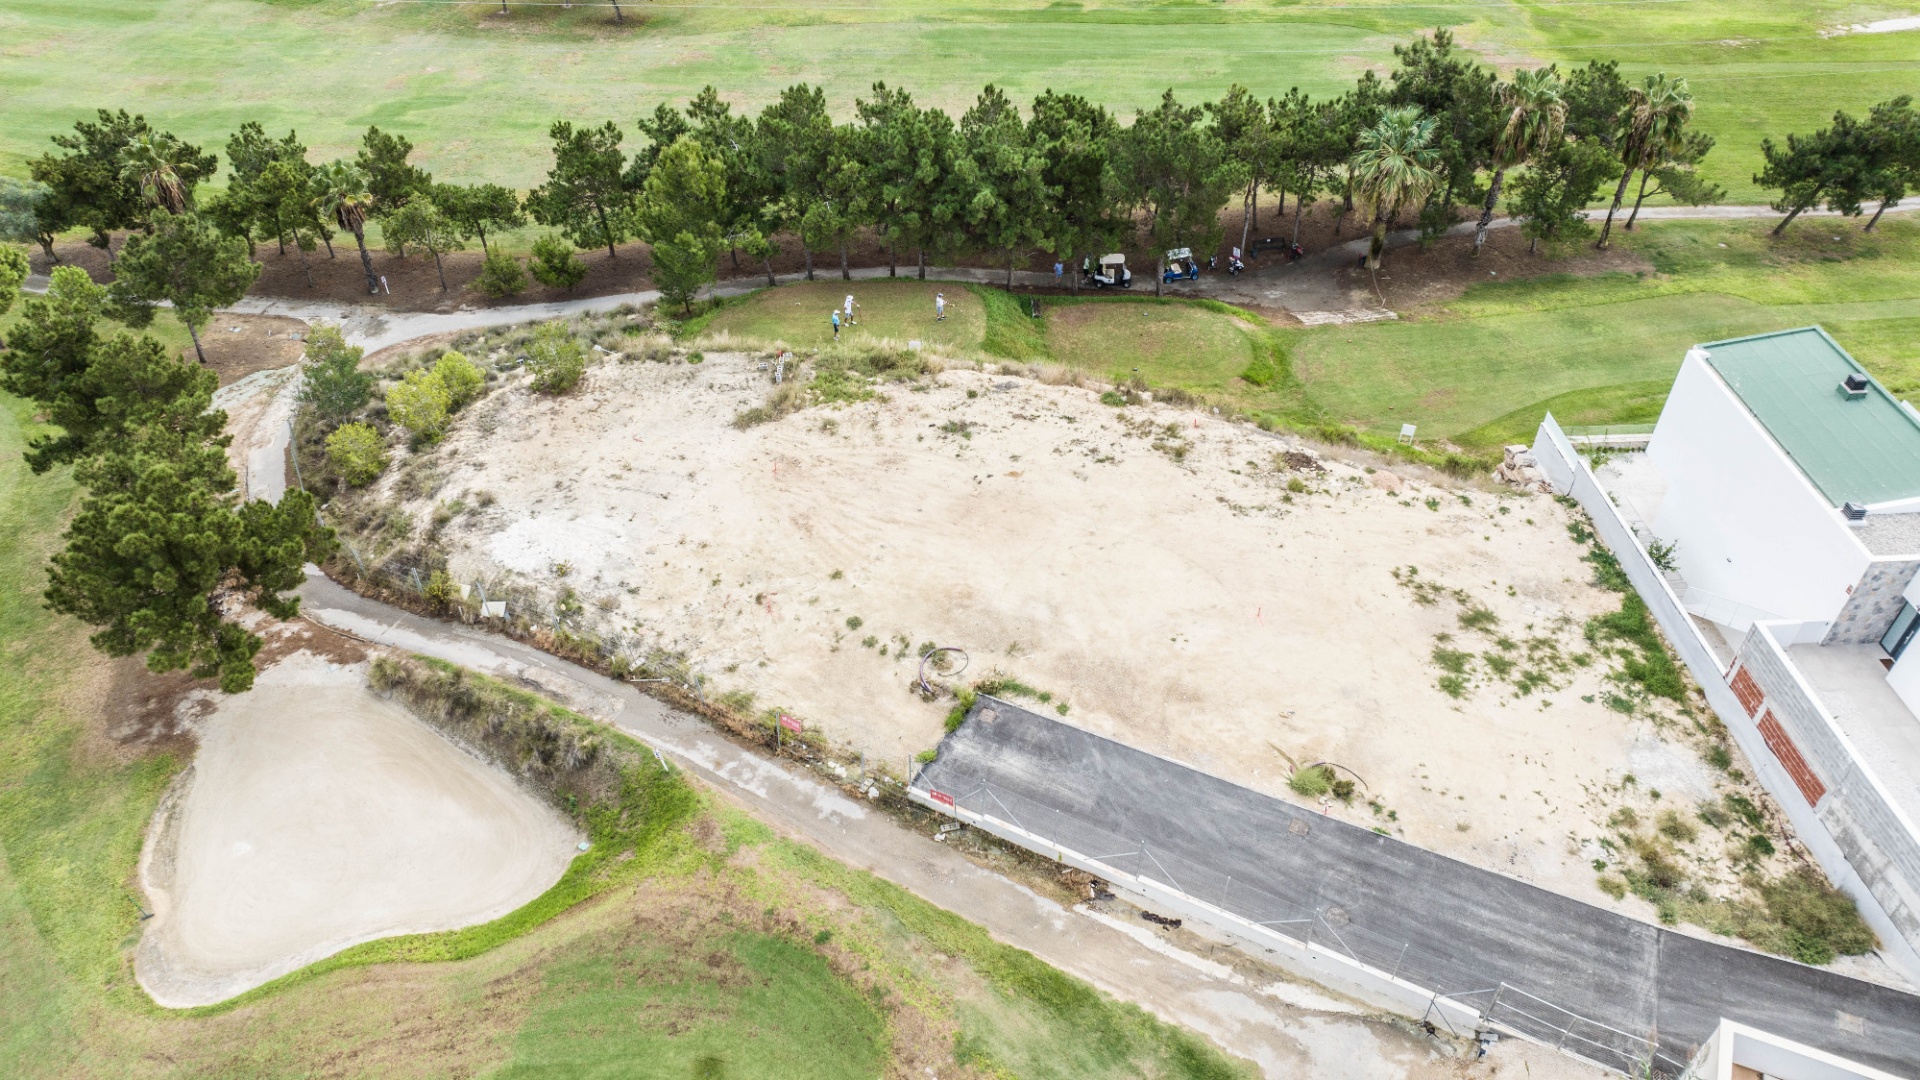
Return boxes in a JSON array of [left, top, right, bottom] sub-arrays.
[[335, 350, 1779, 908], [137, 651, 580, 1007]]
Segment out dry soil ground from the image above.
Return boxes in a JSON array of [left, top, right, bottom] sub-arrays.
[[348, 350, 1787, 911], [135, 647, 580, 1007]]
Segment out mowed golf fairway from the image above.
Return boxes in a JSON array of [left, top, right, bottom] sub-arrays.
[[3, 0, 1916, 201], [1295, 219, 1920, 441]]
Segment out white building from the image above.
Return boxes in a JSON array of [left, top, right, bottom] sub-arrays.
[[1538, 326, 1920, 980], [1636, 327, 1920, 712]]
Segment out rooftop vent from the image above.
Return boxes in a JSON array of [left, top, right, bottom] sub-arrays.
[[1839, 373, 1870, 400], [1842, 501, 1867, 521]]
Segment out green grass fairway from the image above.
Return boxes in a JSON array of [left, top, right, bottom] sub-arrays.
[[3, 0, 1913, 202], [1290, 218, 1920, 441], [697, 219, 1920, 458], [703, 279, 982, 351], [500, 929, 888, 1078], [1047, 300, 1256, 390]]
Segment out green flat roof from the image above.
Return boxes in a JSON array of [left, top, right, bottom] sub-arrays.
[[1701, 327, 1920, 508]]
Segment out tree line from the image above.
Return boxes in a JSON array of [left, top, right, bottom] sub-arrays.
[[4, 30, 1917, 317], [0, 264, 336, 693]]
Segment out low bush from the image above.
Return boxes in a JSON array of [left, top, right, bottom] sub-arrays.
[[433, 350, 486, 409], [324, 421, 388, 485], [525, 322, 588, 393], [385, 367, 453, 440], [1758, 871, 1877, 964], [529, 233, 588, 290], [474, 250, 529, 298], [1656, 808, 1698, 844], [1288, 765, 1333, 797]]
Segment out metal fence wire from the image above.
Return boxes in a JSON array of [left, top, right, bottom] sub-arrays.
[[920, 765, 1686, 1079]]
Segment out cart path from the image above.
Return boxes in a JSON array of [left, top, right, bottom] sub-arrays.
[[26, 197, 1913, 346], [293, 570, 1578, 1080]]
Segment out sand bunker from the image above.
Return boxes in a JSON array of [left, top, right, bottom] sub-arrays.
[[137, 652, 580, 1007], [351, 352, 1755, 903]]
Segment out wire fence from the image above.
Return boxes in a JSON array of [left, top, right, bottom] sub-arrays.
[[916, 762, 1687, 1079]]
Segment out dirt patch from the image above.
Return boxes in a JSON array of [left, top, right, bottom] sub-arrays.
[[329, 350, 1749, 907], [1334, 224, 1655, 311], [136, 650, 581, 1007], [193, 313, 310, 385]]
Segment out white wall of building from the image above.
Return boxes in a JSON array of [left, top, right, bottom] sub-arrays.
[[1647, 352, 1870, 625], [1892, 574, 1920, 716]]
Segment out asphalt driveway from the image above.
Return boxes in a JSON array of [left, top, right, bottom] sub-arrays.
[[914, 698, 1920, 1076]]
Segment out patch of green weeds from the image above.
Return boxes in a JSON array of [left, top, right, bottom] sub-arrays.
[[1288, 765, 1333, 797]]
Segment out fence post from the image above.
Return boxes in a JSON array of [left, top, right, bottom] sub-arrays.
[[1390, 942, 1408, 981]]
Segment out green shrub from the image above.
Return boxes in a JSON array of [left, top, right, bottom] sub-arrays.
[[1288, 765, 1333, 797], [1656, 809, 1698, 844], [432, 350, 486, 409], [423, 568, 460, 608], [525, 322, 588, 393], [529, 233, 588, 290], [474, 250, 529, 298], [1760, 871, 1876, 963], [299, 326, 373, 425], [1724, 792, 1765, 828], [324, 421, 388, 485], [1597, 875, 1627, 900], [385, 367, 453, 440]]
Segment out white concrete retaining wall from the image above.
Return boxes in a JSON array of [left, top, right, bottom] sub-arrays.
[[1533, 415, 1920, 983], [904, 787, 1486, 1036]]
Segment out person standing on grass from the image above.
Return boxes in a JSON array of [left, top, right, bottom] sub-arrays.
[[935, 292, 946, 321], [1053, 261, 1063, 284], [844, 294, 856, 325], [831, 310, 841, 340]]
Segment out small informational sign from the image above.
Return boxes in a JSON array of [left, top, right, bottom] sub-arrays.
[[480, 600, 507, 618], [929, 790, 955, 809], [778, 713, 803, 733]]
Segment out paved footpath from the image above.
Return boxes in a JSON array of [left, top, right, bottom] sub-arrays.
[[296, 570, 1588, 1080], [918, 700, 1920, 1077]]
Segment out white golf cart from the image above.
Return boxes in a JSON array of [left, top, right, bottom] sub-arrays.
[[1082, 253, 1132, 289]]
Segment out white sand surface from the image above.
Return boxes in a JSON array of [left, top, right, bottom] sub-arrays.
[[365, 353, 1766, 904], [136, 652, 580, 1007]]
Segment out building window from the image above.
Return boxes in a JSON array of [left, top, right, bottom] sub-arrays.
[[1884, 601, 1919, 661]]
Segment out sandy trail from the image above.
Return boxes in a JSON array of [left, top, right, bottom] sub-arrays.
[[136, 652, 580, 1007], [352, 352, 1747, 904]]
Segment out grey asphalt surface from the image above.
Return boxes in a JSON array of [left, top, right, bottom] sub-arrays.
[[915, 698, 1920, 1076]]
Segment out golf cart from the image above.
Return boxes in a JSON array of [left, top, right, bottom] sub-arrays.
[[1162, 248, 1200, 283], [1082, 253, 1132, 289]]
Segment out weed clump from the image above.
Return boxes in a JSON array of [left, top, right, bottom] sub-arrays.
[[1288, 765, 1333, 797]]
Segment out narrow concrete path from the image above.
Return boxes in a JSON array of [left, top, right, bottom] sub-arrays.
[[294, 570, 1593, 1080]]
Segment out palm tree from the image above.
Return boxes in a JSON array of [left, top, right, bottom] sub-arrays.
[[1598, 74, 1693, 248], [119, 133, 194, 214], [1474, 67, 1566, 255], [313, 161, 380, 295], [1350, 107, 1440, 271]]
